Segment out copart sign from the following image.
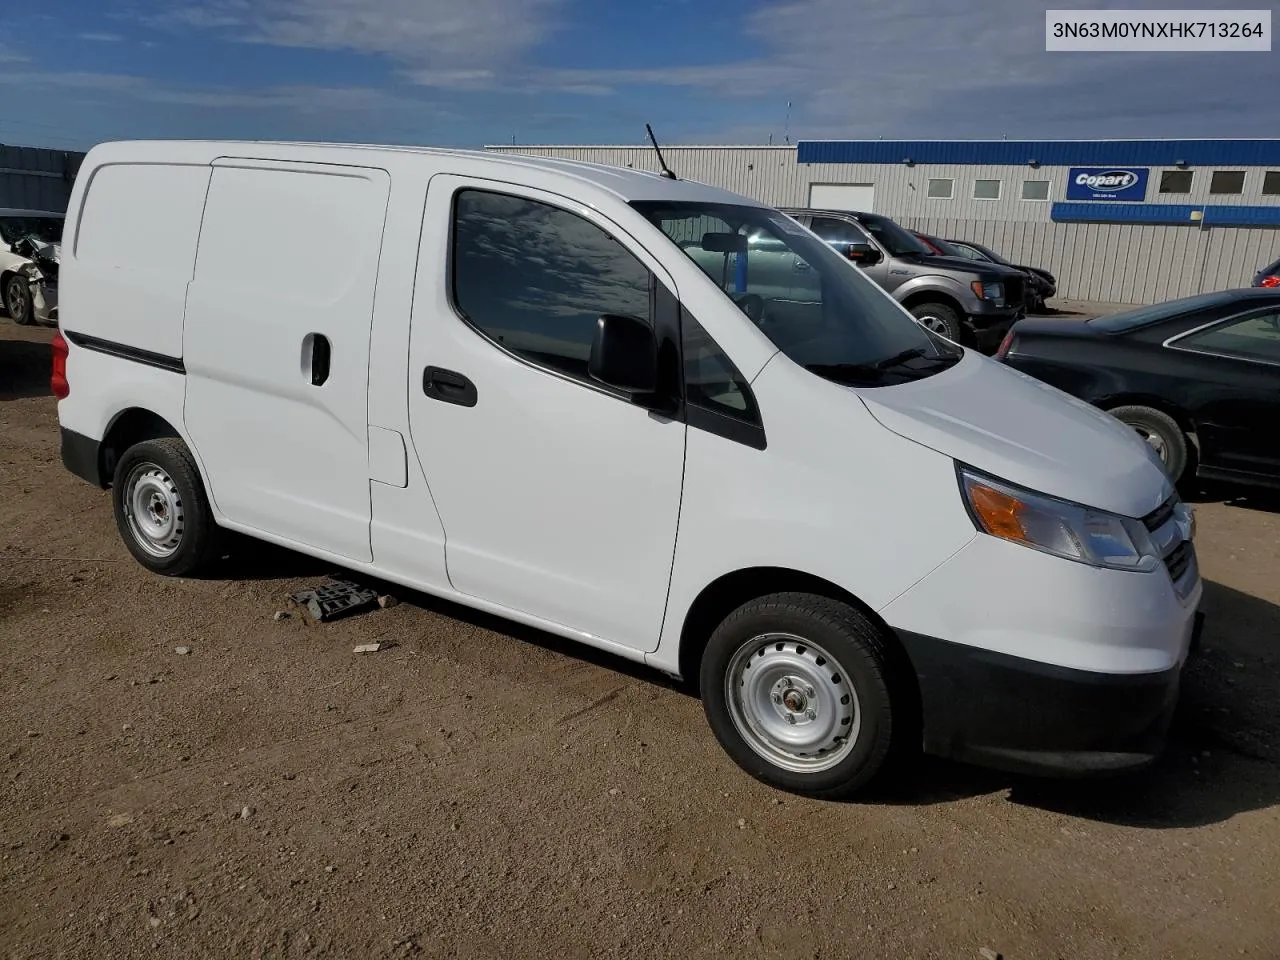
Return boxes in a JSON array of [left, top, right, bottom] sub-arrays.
[[1066, 167, 1149, 201]]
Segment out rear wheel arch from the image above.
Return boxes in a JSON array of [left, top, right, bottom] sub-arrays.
[[99, 408, 183, 486], [1093, 394, 1199, 448]]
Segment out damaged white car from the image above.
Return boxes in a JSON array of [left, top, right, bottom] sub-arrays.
[[1, 208, 64, 325]]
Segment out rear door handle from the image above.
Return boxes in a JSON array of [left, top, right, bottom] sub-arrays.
[[423, 366, 478, 407], [303, 333, 331, 386]]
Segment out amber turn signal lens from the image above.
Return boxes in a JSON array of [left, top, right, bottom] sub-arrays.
[[966, 482, 1029, 542]]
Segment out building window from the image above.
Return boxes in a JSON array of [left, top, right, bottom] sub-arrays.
[[1159, 170, 1193, 194], [972, 179, 1001, 201], [1210, 170, 1246, 195], [1264, 171, 1280, 195], [1021, 180, 1050, 201], [926, 178, 953, 199]]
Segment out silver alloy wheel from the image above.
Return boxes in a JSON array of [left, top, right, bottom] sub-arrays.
[[725, 632, 861, 774], [122, 462, 186, 558], [5, 276, 28, 323], [915, 314, 949, 335], [1130, 425, 1169, 463]]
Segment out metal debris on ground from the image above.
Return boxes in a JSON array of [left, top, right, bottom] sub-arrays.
[[290, 579, 381, 623], [353, 643, 383, 655]]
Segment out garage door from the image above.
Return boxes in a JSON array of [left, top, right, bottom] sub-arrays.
[[808, 183, 875, 212]]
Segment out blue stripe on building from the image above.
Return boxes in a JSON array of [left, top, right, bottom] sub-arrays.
[[797, 140, 1280, 167], [1051, 202, 1280, 226]]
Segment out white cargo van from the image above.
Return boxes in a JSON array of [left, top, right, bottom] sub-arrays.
[[53, 140, 1203, 798]]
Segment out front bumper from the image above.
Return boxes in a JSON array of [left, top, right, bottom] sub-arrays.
[[965, 308, 1020, 353], [897, 612, 1203, 776], [880, 522, 1203, 775]]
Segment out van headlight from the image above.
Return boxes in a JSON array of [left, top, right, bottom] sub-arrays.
[[959, 467, 1160, 572]]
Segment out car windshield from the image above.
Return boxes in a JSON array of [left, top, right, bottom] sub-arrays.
[[856, 214, 932, 257], [971, 243, 1013, 267], [631, 200, 961, 384], [926, 236, 967, 258], [1088, 291, 1245, 332], [0, 215, 63, 245]]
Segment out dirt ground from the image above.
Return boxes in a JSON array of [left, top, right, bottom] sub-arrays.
[[3, 320, 1279, 960]]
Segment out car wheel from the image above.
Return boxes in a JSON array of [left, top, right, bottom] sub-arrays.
[[1108, 405, 1189, 483], [700, 592, 905, 799], [112, 437, 221, 576], [4, 274, 34, 325], [909, 302, 964, 343]]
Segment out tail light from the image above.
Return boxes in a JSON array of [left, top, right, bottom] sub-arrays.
[[51, 330, 70, 399], [994, 329, 1016, 360], [1261, 275, 1280, 288]]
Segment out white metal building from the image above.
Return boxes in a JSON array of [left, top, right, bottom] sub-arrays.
[[486, 140, 1280, 305]]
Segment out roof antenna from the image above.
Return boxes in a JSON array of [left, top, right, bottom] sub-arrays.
[[645, 123, 678, 180]]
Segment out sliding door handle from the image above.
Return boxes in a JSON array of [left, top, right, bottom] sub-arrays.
[[302, 333, 331, 386]]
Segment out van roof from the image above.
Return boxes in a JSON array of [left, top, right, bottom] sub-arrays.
[[82, 140, 767, 208]]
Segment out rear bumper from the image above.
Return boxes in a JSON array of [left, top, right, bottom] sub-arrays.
[[897, 612, 1204, 776], [60, 426, 105, 488]]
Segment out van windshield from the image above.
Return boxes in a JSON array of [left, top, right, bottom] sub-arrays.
[[632, 200, 961, 385]]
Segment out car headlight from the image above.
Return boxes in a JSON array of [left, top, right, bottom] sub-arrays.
[[959, 467, 1161, 572], [970, 281, 1004, 303]]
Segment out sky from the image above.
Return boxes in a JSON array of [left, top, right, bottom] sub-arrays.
[[0, 0, 1276, 151]]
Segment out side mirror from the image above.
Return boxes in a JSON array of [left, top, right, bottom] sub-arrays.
[[588, 314, 658, 394], [845, 243, 882, 265]]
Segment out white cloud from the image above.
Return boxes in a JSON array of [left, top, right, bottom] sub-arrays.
[[146, 0, 564, 74], [78, 32, 126, 42], [0, 68, 440, 117]]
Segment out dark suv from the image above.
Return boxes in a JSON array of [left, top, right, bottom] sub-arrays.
[[780, 207, 1025, 352]]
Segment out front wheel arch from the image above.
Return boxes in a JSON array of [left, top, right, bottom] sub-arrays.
[[676, 567, 920, 718]]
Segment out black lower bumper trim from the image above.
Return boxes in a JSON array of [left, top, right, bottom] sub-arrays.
[[60, 426, 105, 488], [896, 629, 1188, 777]]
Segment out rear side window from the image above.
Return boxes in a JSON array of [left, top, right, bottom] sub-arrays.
[[1178, 311, 1280, 364], [76, 163, 208, 274], [451, 189, 653, 383]]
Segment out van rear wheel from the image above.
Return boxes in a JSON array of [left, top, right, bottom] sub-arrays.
[[112, 437, 221, 576], [700, 592, 902, 799]]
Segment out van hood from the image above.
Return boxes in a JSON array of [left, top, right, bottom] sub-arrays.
[[853, 351, 1173, 518]]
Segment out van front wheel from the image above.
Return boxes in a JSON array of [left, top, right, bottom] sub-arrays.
[[112, 437, 221, 577], [700, 593, 902, 799]]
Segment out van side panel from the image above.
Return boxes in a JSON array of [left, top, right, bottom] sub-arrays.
[[65, 162, 210, 359], [181, 160, 390, 563]]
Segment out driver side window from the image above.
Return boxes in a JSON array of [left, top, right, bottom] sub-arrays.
[[809, 216, 870, 250]]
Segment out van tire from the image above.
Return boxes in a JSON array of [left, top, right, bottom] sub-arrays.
[[908, 302, 963, 343], [1107, 405, 1189, 483], [112, 437, 221, 577], [700, 592, 900, 800]]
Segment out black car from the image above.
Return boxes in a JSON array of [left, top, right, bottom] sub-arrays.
[[996, 288, 1280, 489], [946, 239, 1056, 312], [1252, 255, 1280, 288]]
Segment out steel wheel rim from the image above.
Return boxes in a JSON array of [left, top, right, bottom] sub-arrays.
[[725, 632, 861, 774], [6, 278, 27, 322], [1130, 425, 1169, 463], [123, 462, 185, 558]]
